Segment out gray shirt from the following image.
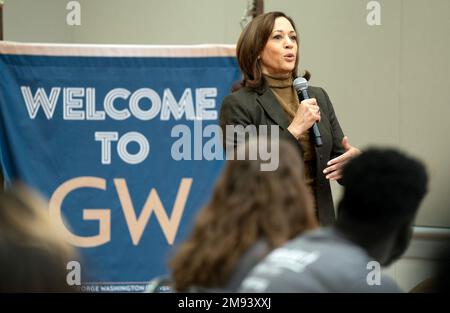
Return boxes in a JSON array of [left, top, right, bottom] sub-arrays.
[[239, 227, 403, 293]]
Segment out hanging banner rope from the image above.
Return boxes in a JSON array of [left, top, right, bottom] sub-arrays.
[[240, 0, 264, 29], [0, 1, 3, 41]]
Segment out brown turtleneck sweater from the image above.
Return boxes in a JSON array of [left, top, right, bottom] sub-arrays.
[[264, 74, 317, 200]]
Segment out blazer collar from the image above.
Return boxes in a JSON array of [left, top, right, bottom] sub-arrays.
[[256, 86, 291, 130]]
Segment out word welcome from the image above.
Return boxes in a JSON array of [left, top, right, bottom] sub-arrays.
[[21, 86, 218, 121]]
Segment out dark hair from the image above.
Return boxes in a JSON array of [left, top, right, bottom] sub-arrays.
[[170, 139, 318, 291], [0, 184, 78, 292], [235, 11, 310, 90], [436, 246, 450, 292], [338, 148, 428, 229]]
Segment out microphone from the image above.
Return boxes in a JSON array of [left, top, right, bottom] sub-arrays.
[[293, 77, 323, 147]]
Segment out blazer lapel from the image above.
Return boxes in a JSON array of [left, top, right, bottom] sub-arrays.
[[256, 88, 291, 130], [256, 86, 326, 152]]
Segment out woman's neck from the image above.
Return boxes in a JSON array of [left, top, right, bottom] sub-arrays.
[[263, 73, 293, 88], [262, 71, 292, 80]]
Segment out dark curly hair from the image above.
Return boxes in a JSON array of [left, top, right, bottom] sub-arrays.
[[338, 147, 428, 229]]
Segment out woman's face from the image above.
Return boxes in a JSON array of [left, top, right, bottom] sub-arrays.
[[260, 17, 298, 78]]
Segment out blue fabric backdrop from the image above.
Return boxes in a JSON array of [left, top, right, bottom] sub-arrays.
[[0, 43, 240, 291]]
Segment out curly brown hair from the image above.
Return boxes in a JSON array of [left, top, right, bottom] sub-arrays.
[[170, 139, 318, 291], [236, 11, 310, 90]]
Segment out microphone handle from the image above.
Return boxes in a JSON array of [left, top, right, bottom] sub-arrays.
[[299, 89, 323, 147], [300, 89, 309, 101], [312, 124, 323, 147]]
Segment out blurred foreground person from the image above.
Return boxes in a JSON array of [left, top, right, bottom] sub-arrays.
[[434, 246, 450, 293], [240, 148, 428, 292], [0, 184, 78, 292], [169, 139, 318, 292]]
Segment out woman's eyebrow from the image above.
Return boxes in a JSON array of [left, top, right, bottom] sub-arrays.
[[272, 30, 296, 34]]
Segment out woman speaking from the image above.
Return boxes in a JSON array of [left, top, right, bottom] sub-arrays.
[[220, 11, 360, 225]]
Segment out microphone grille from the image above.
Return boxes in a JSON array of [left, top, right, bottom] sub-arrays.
[[293, 77, 308, 92]]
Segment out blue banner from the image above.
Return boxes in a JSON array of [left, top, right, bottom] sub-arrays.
[[0, 42, 240, 291]]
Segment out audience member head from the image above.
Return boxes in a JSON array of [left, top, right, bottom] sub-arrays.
[[336, 148, 428, 265], [170, 139, 318, 291], [0, 183, 78, 292]]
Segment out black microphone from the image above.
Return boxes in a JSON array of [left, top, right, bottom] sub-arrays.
[[293, 77, 323, 147]]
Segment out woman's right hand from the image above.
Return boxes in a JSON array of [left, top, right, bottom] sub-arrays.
[[287, 98, 321, 139]]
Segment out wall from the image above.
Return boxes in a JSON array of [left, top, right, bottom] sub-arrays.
[[3, 0, 72, 42]]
